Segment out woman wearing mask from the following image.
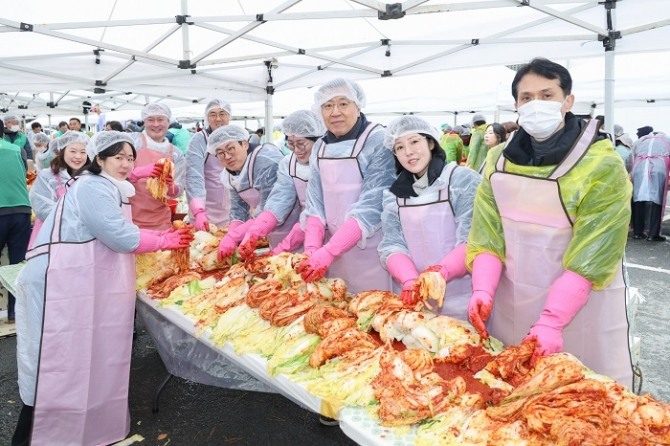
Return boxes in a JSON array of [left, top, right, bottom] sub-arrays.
[[27, 131, 90, 249], [297, 78, 396, 294], [207, 125, 288, 260], [186, 99, 233, 231], [238, 110, 326, 258], [12, 131, 193, 446], [466, 58, 632, 387], [379, 116, 481, 319]]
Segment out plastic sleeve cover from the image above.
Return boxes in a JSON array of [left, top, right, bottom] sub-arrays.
[[343, 129, 397, 241], [185, 131, 208, 203], [261, 154, 298, 225], [228, 188, 251, 222], [29, 170, 65, 221], [450, 166, 482, 244], [378, 188, 411, 266], [74, 176, 141, 253], [251, 144, 283, 217], [466, 139, 631, 290]]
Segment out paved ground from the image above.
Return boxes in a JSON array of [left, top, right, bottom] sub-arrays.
[[1, 221, 669, 446]]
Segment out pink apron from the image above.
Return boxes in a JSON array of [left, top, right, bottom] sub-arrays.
[[129, 133, 175, 230], [288, 151, 310, 209], [202, 130, 231, 227], [317, 124, 393, 294], [397, 163, 471, 320], [29, 189, 136, 445], [28, 174, 66, 249], [489, 119, 632, 386]]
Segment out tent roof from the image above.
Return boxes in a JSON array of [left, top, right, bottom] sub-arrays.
[[1, 0, 669, 118]]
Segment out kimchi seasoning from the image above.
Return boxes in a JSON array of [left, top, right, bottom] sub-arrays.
[[434, 344, 506, 405]]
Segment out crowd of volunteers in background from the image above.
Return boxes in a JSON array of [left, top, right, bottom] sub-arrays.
[[1, 56, 669, 445]]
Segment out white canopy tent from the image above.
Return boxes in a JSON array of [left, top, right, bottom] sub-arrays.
[[1, 0, 669, 135]]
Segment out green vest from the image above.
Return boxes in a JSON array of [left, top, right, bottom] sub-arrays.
[[3, 131, 28, 150], [0, 140, 30, 208]]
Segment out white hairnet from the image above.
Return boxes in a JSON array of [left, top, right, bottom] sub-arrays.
[[206, 125, 250, 154], [281, 110, 326, 137], [3, 114, 19, 123], [54, 131, 90, 153], [141, 103, 171, 121], [33, 133, 50, 146], [86, 131, 134, 160], [383, 115, 440, 150], [205, 98, 232, 117], [440, 123, 452, 132], [312, 78, 367, 109], [613, 124, 624, 137]]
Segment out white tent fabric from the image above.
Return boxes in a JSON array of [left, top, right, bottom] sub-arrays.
[[1, 0, 669, 132]]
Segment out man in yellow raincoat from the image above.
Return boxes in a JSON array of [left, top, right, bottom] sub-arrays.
[[465, 57, 633, 387]]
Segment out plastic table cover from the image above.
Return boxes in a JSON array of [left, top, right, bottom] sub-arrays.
[[136, 293, 416, 446]]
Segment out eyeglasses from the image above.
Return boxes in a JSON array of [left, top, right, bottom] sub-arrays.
[[207, 111, 230, 120], [321, 100, 354, 114], [286, 139, 312, 151], [215, 145, 238, 158], [393, 136, 427, 156]]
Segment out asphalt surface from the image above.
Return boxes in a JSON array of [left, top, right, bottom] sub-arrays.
[[1, 221, 670, 446]]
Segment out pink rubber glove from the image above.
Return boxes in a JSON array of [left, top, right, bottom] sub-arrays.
[[217, 219, 254, 261], [128, 163, 160, 183], [133, 228, 194, 253], [239, 211, 278, 259], [467, 253, 503, 338], [421, 243, 468, 282], [386, 253, 420, 305], [303, 216, 326, 256], [524, 270, 592, 356], [189, 198, 209, 232], [297, 217, 362, 282], [270, 222, 305, 255]]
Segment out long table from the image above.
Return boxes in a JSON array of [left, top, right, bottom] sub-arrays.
[[136, 293, 416, 446]]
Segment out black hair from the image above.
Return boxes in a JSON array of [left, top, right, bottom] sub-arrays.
[[50, 145, 91, 176], [69, 117, 82, 125], [486, 123, 507, 145], [511, 58, 572, 100], [106, 120, 124, 132], [394, 133, 444, 174], [0, 119, 4, 137], [58, 121, 68, 128], [31, 122, 42, 130], [79, 140, 136, 176]]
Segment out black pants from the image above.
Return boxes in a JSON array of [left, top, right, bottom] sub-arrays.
[[0, 213, 31, 320], [11, 403, 33, 446], [632, 201, 663, 238]]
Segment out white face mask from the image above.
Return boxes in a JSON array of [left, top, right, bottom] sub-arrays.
[[517, 100, 564, 140], [9, 125, 20, 133]]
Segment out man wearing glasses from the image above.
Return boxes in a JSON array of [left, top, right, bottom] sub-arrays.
[[186, 99, 234, 231]]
